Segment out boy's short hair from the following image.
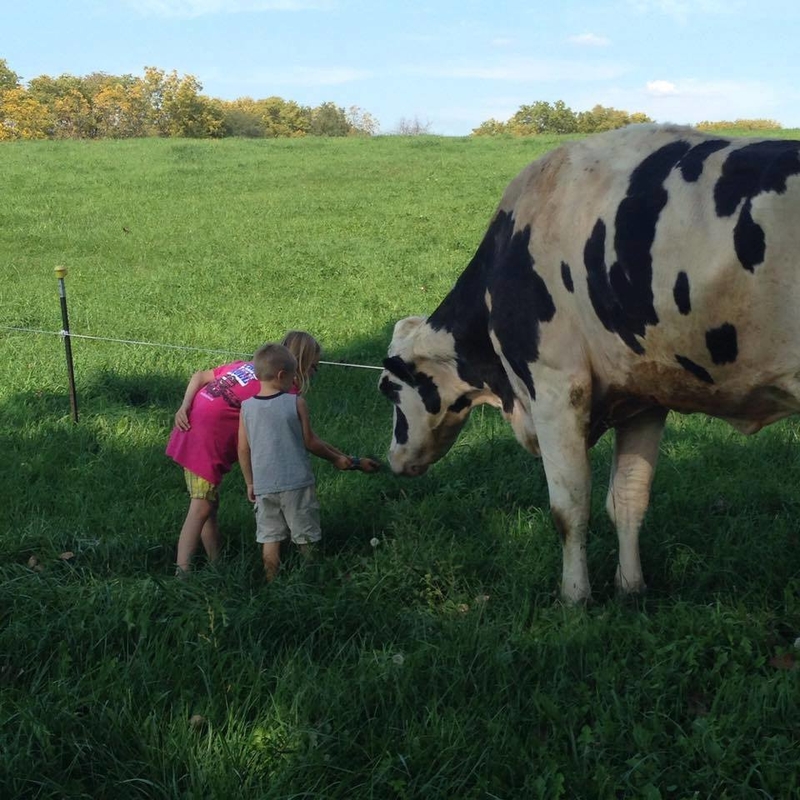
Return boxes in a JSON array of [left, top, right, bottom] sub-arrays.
[[252, 343, 297, 381]]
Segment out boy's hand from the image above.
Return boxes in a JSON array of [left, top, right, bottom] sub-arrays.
[[348, 456, 381, 473], [333, 454, 352, 471], [246, 484, 255, 503]]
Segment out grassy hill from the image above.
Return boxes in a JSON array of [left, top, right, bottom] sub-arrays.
[[2, 132, 799, 798]]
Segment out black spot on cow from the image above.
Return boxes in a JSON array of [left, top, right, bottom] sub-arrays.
[[428, 211, 523, 413], [448, 394, 472, 414], [586, 141, 694, 354], [379, 375, 402, 404], [393, 407, 409, 444], [561, 261, 574, 293], [678, 139, 729, 182], [614, 141, 692, 321], [706, 323, 738, 365], [584, 218, 644, 355], [381, 357, 441, 414], [675, 354, 714, 384], [487, 223, 556, 400], [673, 271, 691, 315], [733, 197, 766, 272], [415, 371, 441, 414], [383, 356, 415, 385], [714, 139, 800, 271]]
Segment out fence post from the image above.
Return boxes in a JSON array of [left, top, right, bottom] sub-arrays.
[[55, 265, 79, 423]]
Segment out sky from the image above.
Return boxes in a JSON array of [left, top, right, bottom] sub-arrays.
[[3, 0, 800, 135]]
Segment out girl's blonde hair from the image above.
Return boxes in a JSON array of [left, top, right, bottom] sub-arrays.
[[281, 330, 321, 394]]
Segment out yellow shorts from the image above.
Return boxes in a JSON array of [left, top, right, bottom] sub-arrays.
[[184, 469, 219, 502]]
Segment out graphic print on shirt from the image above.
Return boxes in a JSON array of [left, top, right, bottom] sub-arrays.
[[200, 363, 257, 409]]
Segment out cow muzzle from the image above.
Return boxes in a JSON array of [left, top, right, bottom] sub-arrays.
[[388, 452, 429, 477]]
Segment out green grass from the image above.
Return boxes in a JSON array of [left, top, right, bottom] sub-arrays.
[[2, 133, 800, 799]]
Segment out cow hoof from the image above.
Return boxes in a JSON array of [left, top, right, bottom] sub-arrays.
[[560, 587, 593, 606]]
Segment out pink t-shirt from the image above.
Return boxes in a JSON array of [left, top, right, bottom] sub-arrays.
[[166, 361, 260, 485]]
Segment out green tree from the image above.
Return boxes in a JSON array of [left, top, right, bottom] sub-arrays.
[[509, 100, 577, 135], [257, 96, 310, 137], [474, 100, 651, 137], [310, 101, 350, 136], [471, 118, 508, 136], [219, 97, 266, 137], [0, 58, 22, 91]]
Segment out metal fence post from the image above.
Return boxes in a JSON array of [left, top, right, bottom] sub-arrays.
[[55, 265, 79, 423]]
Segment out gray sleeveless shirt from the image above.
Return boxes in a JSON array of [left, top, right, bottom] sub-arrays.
[[240, 392, 314, 495]]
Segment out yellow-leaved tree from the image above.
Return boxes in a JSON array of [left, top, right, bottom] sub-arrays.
[[0, 87, 51, 140]]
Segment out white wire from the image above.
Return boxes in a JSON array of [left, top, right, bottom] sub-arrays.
[[0, 325, 384, 371]]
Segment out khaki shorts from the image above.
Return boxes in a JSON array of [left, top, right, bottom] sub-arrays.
[[255, 484, 321, 545], [184, 469, 219, 502]]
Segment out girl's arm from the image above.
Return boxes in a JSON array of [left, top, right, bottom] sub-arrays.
[[237, 416, 255, 502], [174, 368, 216, 430], [296, 397, 352, 470]]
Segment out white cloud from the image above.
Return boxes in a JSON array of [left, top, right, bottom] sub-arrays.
[[567, 33, 611, 47], [124, 0, 331, 18], [646, 79, 678, 96]]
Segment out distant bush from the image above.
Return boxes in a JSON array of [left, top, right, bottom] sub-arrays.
[[471, 100, 652, 137], [697, 118, 782, 131]]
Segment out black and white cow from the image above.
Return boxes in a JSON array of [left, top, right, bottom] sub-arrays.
[[379, 124, 800, 603]]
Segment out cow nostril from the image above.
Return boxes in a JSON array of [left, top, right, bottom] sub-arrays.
[[407, 463, 427, 477]]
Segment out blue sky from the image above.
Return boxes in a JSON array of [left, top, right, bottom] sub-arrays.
[[4, 0, 800, 135]]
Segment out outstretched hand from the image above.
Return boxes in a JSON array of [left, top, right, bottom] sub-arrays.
[[349, 456, 381, 473]]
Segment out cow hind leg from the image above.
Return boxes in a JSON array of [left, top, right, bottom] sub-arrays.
[[606, 408, 668, 594]]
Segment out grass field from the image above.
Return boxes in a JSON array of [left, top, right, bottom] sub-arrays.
[[2, 130, 800, 798]]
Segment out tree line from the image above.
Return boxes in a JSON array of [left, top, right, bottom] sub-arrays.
[[0, 58, 784, 141], [471, 100, 782, 136], [0, 59, 378, 141]]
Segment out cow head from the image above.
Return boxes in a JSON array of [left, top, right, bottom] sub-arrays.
[[379, 316, 479, 476]]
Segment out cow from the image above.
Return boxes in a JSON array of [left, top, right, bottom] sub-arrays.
[[379, 123, 800, 604]]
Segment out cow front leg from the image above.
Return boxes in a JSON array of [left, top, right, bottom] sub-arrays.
[[606, 408, 667, 594], [532, 381, 593, 604]]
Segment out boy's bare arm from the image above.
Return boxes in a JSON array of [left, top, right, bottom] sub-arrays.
[[296, 397, 352, 470], [237, 416, 256, 501]]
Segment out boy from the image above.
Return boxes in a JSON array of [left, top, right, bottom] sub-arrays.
[[237, 343, 378, 580]]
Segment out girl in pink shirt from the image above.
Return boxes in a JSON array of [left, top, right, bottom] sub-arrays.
[[168, 331, 320, 574]]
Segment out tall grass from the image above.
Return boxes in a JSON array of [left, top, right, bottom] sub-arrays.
[[2, 133, 799, 799]]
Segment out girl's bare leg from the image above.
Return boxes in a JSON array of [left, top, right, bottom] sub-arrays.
[[176, 498, 218, 573]]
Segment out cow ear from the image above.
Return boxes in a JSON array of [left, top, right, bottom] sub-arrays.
[[383, 356, 416, 385], [392, 316, 426, 344]]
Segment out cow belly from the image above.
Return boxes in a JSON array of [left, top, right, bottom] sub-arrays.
[[595, 362, 800, 436]]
